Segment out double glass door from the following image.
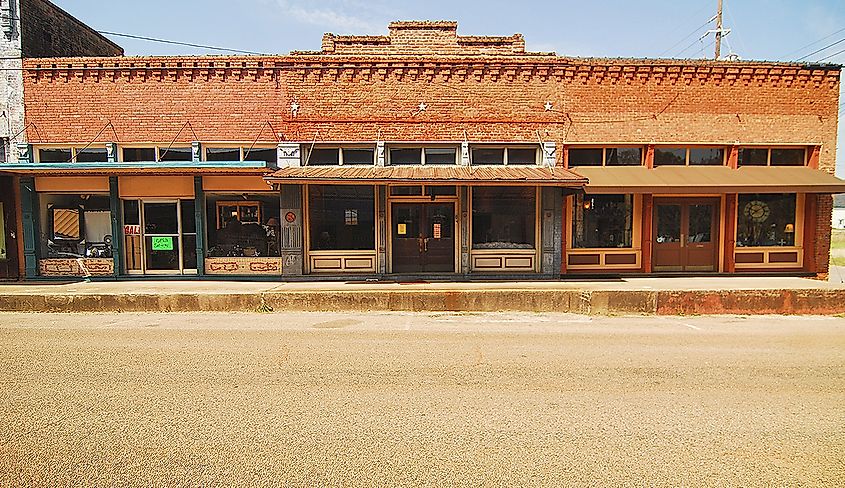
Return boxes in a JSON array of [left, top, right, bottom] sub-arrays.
[[391, 203, 455, 273], [653, 198, 719, 272], [124, 200, 196, 275]]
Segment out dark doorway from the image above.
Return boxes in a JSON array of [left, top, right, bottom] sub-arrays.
[[0, 176, 19, 280], [391, 203, 455, 273]]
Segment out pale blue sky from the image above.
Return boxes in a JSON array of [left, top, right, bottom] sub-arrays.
[[53, 0, 845, 172]]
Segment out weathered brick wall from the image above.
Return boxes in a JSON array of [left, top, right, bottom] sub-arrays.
[[20, 0, 122, 58], [317, 21, 531, 57], [815, 194, 833, 279], [22, 57, 840, 171]]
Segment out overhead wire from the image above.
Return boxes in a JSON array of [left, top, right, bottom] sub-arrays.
[[816, 47, 845, 62], [656, 1, 715, 57], [96, 31, 267, 56], [783, 26, 845, 58], [797, 37, 845, 61]]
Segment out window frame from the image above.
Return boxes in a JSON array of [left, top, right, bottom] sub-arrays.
[[469, 145, 540, 166], [304, 145, 376, 166], [35, 145, 110, 164], [567, 146, 645, 167], [387, 144, 460, 166], [201, 144, 279, 163], [469, 186, 540, 251], [734, 193, 802, 249], [653, 146, 727, 166], [305, 184, 378, 252], [570, 193, 637, 249], [737, 146, 807, 167], [118, 144, 193, 163]]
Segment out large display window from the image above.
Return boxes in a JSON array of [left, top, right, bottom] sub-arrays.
[[737, 194, 797, 247], [471, 187, 536, 249], [572, 194, 634, 248], [205, 194, 281, 258], [39, 194, 112, 259], [308, 185, 375, 251]]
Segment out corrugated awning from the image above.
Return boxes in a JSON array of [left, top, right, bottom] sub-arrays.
[[576, 166, 845, 194], [265, 165, 587, 186]]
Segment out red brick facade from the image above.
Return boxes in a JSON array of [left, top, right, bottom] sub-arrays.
[[20, 0, 123, 58], [18, 21, 842, 279]]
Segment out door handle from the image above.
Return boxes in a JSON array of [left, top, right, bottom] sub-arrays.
[[680, 233, 685, 247]]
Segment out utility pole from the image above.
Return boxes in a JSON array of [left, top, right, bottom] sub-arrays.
[[715, 0, 723, 60]]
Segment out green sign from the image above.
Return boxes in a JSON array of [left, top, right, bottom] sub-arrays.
[[151, 236, 174, 251]]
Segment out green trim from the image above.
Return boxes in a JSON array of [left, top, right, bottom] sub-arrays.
[[1, 160, 268, 170], [109, 177, 122, 276], [194, 176, 205, 276], [19, 177, 38, 278]]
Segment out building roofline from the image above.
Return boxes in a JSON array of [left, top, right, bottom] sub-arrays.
[[32, 0, 123, 55]]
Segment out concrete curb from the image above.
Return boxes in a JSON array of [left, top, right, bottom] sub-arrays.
[[3, 288, 845, 314]]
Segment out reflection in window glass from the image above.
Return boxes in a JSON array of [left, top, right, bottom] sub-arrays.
[[39, 148, 71, 163], [508, 148, 537, 165], [158, 147, 192, 161], [39, 194, 111, 258], [472, 187, 535, 249], [737, 194, 796, 247], [309, 148, 339, 165], [770, 149, 805, 166], [688, 204, 713, 242], [572, 194, 633, 248], [606, 147, 642, 166], [689, 148, 724, 166], [654, 148, 686, 166], [389, 186, 423, 196], [568, 148, 603, 166], [738, 148, 768, 166], [424, 148, 456, 165], [243, 148, 277, 163], [309, 185, 375, 250], [656, 205, 681, 243], [122, 147, 156, 162], [206, 147, 240, 161], [472, 148, 505, 165], [206, 194, 281, 257], [390, 148, 421, 165], [343, 148, 375, 165], [75, 148, 108, 163]]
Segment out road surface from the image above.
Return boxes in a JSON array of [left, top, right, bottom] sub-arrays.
[[0, 312, 843, 486]]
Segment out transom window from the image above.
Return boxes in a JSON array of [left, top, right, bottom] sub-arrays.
[[738, 147, 806, 167], [568, 146, 643, 167], [204, 146, 278, 163], [470, 146, 538, 165], [121, 146, 192, 162], [388, 146, 458, 165], [306, 146, 375, 166], [37, 146, 109, 163], [654, 147, 725, 166]]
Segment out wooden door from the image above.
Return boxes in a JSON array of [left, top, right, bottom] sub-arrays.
[[391, 203, 455, 273], [653, 198, 719, 272]]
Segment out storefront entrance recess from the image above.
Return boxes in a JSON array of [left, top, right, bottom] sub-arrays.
[[391, 203, 455, 273], [653, 198, 719, 272]]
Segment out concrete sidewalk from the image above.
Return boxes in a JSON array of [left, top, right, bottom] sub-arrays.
[[2, 276, 845, 315]]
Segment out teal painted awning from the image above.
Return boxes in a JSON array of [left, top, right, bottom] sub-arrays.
[[0, 160, 272, 175]]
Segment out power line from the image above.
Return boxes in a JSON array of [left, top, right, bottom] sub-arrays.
[[659, 16, 716, 57], [817, 46, 845, 62], [797, 37, 845, 61], [97, 31, 268, 56], [784, 26, 845, 58]]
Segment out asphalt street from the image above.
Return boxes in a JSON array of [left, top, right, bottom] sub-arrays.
[[0, 312, 843, 486]]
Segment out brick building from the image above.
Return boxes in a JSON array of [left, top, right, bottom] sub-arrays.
[[0, 0, 122, 280], [4, 21, 844, 280]]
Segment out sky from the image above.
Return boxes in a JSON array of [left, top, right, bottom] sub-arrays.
[[53, 0, 845, 173]]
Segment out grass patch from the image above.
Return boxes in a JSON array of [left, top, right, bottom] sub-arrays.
[[831, 229, 845, 250]]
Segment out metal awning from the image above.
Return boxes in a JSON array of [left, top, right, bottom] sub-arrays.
[[576, 166, 845, 194], [264, 165, 587, 186], [0, 160, 271, 176]]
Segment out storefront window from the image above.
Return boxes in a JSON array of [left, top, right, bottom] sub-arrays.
[[572, 194, 633, 248], [206, 194, 281, 257], [0, 202, 5, 260], [472, 187, 535, 249], [309, 185, 375, 250], [737, 194, 797, 247], [39, 194, 112, 258]]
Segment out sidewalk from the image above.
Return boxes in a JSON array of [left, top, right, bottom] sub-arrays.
[[2, 276, 845, 315]]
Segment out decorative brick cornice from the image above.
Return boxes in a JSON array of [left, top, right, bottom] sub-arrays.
[[24, 56, 840, 89]]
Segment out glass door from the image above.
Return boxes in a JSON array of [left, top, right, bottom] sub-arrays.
[[143, 202, 181, 273], [653, 199, 719, 272], [391, 203, 455, 273]]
